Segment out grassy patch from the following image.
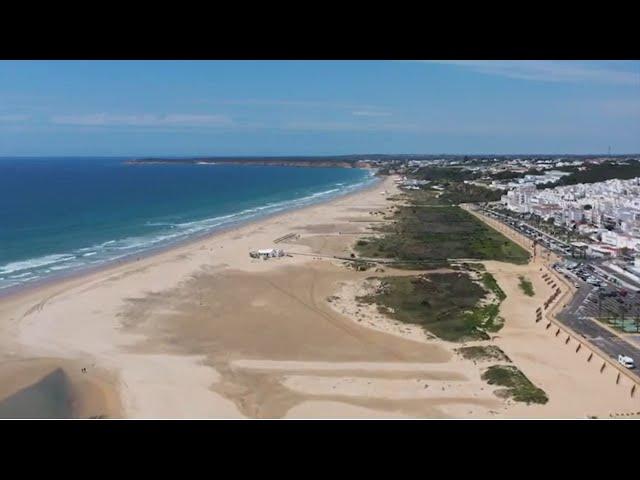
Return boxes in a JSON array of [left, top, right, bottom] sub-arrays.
[[435, 182, 505, 204], [482, 272, 506, 301], [413, 166, 479, 182], [357, 272, 504, 342], [518, 276, 535, 296], [456, 345, 511, 362], [402, 188, 446, 205], [355, 201, 530, 268], [463, 302, 504, 333], [482, 365, 548, 405]]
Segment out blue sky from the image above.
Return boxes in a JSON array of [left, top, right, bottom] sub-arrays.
[[0, 60, 638, 156]]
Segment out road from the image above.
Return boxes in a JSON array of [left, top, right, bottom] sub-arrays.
[[470, 204, 640, 378], [483, 208, 571, 250], [556, 280, 640, 374]]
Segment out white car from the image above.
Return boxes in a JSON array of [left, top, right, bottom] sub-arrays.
[[618, 355, 635, 369]]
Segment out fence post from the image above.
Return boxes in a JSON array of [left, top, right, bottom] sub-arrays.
[[576, 344, 581, 353], [546, 322, 551, 330], [588, 352, 593, 362], [555, 328, 561, 336], [616, 373, 621, 385], [632, 385, 636, 398], [600, 362, 606, 373], [565, 335, 571, 344]]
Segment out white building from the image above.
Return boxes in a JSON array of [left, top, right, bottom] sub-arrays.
[[502, 184, 537, 212], [601, 230, 640, 250]]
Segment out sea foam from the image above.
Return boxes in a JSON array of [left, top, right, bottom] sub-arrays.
[[0, 166, 377, 292]]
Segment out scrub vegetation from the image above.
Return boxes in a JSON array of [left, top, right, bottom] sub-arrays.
[[357, 271, 506, 342], [355, 200, 530, 268], [456, 345, 511, 362], [482, 365, 548, 404], [518, 276, 535, 296]]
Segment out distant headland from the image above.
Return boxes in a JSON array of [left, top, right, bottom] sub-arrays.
[[125, 155, 380, 169]]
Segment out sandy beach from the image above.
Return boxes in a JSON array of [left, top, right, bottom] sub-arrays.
[[1, 175, 639, 419]]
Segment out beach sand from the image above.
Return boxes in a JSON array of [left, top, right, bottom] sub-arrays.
[[1, 175, 638, 418]]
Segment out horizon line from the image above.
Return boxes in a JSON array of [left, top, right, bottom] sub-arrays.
[[1, 152, 640, 159]]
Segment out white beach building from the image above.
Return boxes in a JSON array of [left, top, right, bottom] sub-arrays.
[[250, 248, 286, 259]]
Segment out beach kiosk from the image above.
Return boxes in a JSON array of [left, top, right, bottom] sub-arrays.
[[250, 248, 285, 260]]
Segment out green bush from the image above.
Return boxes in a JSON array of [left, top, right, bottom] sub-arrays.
[[482, 365, 548, 404]]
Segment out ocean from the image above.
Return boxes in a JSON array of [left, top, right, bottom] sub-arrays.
[[0, 157, 377, 292]]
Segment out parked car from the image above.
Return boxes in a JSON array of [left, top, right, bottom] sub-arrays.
[[618, 355, 635, 369]]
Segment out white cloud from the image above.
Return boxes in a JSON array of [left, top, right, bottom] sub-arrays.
[[216, 99, 335, 108], [421, 60, 640, 86], [284, 120, 402, 133], [283, 120, 453, 134], [0, 114, 30, 123], [51, 113, 234, 127], [562, 98, 640, 119], [351, 110, 391, 117], [600, 99, 640, 117], [283, 119, 588, 136], [204, 99, 386, 111]]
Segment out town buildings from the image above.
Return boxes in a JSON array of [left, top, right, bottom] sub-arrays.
[[501, 177, 640, 256]]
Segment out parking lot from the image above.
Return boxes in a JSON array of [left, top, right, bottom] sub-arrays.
[[475, 205, 640, 373], [554, 260, 640, 327], [579, 287, 640, 331], [481, 207, 574, 257]]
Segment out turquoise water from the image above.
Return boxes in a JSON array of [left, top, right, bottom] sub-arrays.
[[0, 157, 376, 291]]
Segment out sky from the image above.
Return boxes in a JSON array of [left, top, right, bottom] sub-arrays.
[[0, 60, 638, 156]]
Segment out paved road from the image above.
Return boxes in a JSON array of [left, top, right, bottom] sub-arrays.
[[471, 205, 640, 378], [556, 281, 640, 374], [598, 264, 640, 291]]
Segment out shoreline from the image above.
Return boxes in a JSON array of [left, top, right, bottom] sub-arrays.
[[0, 173, 382, 303], [3, 175, 638, 418], [0, 174, 396, 418]]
